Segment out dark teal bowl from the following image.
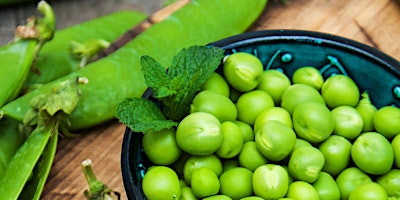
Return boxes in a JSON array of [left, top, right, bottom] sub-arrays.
[[121, 30, 400, 199]]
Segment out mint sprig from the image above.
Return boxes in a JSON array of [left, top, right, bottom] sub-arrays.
[[116, 45, 225, 133], [141, 45, 225, 121]]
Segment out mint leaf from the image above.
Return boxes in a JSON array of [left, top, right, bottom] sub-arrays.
[[141, 45, 225, 121], [115, 98, 178, 133]]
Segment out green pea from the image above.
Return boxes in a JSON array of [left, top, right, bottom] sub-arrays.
[[312, 171, 341, 200], [201, 72, 230, 97], [336, 167, 372, 200], [286, 181, 320, 200], [318, 135, 352, 177], [376, 169, 400, 198], [288, 146, 325, 183], [190, 90, 237, 122]]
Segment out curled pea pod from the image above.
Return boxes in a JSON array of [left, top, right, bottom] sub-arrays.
[[0, 0, 55, 107], [22, 10, 147, 92], [0, 77, 82, 199], [1, 0, 268, 130]]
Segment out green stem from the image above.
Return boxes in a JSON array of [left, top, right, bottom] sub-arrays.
[[82, 159, 120, 200]]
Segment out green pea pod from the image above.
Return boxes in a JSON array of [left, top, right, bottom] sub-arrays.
[[1, 0, 268, 130], [18, 133, 58, 200], [0, 40, 37, 107], [0, 125, 52, 199], [0, 77, 82, 199], [0, 118, 29, 179], [22, 10, 147, 92], [0, 1, 55, 107]]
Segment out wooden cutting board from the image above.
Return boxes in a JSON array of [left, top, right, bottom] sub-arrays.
[[17, 0, 400, 199]]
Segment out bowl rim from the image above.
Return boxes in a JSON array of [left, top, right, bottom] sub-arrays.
[[121, 29, 400, 199]]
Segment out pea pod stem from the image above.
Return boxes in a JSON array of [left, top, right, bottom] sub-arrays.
[[82, 159, 120, 200]]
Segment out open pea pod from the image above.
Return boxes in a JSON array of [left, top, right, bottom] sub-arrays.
[[22, 10, 147, 92], [1, 0, 268, 130]]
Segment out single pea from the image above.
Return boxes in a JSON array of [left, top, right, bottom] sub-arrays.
[[373, 105, 400, 139], [201, 72, 230, 97], [142, 166, 181, 200], [253, 164, 289, 199], [255, 120, 296, 161], [286, 181, 320, 200], [281, 84, 326, 115], [312, 171, 341, 200], [321, 74, 360, 109], [180, 186, 197, 200], [292, 66, 324, 91], [351, 132, 394, 175], [236, 90, 274, 125], [176, 112, 222, 156], [256, 69, 291, 105], [288, 146, 325, 183], [215, 121, 244, 159], [331, 105, 364, 140], [223, 52, 264, 92], [234, 120, 255, 142], [191, 167, 220, 198], [376, 169, 400, 197], [219, 167, 253, 199], [348, 182, 388, 200], [336, 167, 372, 200], [292, 102, 334, 144], [253, 106, 293, 133], [183, 154, 223, 185], [318, 135, 352, 176], [238, 141, 269, 171], [190, 90, 237, 122]]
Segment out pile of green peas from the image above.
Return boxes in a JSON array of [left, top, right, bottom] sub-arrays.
[[141, 51, 400, 200]]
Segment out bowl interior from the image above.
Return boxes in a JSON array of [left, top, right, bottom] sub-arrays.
[[121, 30, 400, 199]]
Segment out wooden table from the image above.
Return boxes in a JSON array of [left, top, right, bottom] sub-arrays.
[[1, 0, 400, 199]]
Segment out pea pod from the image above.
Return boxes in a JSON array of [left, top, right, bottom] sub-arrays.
[[0, 125, 53, 199], [22, 10, 147, 92], [0, 1, 55, 107], [0, 118, 29, 179], [0, 40, 37, 107], [1, 0, 268, 130], [0, 77, 82, 199], [18, 133, 58, 200]]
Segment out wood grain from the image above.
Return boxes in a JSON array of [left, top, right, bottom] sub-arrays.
[[0, 0, 399, 199]]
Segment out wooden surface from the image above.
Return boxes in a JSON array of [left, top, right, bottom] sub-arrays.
[[1, 0, 400, 199]]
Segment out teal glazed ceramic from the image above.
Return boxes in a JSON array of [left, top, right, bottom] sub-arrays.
[[121, 30, 400, 199]]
